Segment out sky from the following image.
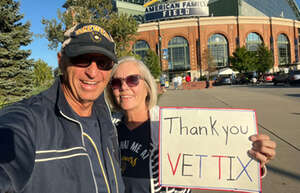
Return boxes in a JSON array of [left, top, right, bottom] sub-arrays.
[[19, 0, 66, 69], [19, 0, 300, 69]]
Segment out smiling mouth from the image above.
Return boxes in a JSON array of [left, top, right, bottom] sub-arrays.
[[121, 95, 132, 98], [81, 80, 98, 85]]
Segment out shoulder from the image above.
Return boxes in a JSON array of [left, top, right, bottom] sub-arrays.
[[149, 106, 160, 121], [111, 111, 124, 125]]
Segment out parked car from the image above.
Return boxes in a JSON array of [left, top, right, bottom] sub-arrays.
[[236, 72, 258, 84], [288, 70, 300, 85], [214, 76, 232, 85], [263, 74, 274, 82], [273, 72, 289, 85]]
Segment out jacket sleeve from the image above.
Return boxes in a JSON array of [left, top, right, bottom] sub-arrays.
[[0, 104, 36, 192], [0, 167, 13, 192]]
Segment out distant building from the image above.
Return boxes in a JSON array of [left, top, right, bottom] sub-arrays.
[[127, 0, 300, 80], [114, 0, 146, 22]]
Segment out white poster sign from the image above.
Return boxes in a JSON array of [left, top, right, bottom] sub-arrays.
[[159, 107, 261, 193]]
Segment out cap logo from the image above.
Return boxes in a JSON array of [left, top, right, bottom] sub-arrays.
[[90, 32, 102, 42], [75, 24, 114, 43]]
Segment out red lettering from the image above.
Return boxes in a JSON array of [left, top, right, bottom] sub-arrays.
[[212, 155, 228, 180], [167, 153, 181, 175]]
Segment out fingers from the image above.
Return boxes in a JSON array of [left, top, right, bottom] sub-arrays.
[[248, 149, 269, 167], [250, 134, 270, 141], [248, 134, 277, 167], [252, 139, 277, 152]]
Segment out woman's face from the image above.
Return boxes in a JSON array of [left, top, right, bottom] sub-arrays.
[[111, 61, 148, 112]]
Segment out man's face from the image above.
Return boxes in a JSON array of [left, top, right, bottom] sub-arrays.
[[61, 53, 113, 107]]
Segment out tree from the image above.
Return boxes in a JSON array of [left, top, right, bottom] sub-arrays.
[[229, 47, 256, 73], [203, 48, 217, 79], [33, 59, 54, 88], [0, 0, 34, 104], [255, 45, 274, 75], [144, 49, 161, 79], [42, 0, 138, 57]]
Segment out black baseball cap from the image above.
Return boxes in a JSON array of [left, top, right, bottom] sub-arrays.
[[62, 23, 117, 62]]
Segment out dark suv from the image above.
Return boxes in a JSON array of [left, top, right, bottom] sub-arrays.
[[273, 72, 289, 85], [288, 70, 300, 85]]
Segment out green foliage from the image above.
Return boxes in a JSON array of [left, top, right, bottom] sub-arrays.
[[42, 0, 138, 57], [105, 13, 138, 57], [255, 45, 274, 74], [229, 46, 257, 73], [0, 0, 34, 103], [144, 49, 161, 78], [229, 46, 274, 75], [33, 59, 54, 87]]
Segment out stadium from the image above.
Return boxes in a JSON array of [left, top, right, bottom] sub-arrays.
[[115, 0, 300, 80]]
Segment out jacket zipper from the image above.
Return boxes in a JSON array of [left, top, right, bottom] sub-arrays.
[[59, 110, 98, 193], [107, 147, 119, 193], [83, 133, 111, 193]]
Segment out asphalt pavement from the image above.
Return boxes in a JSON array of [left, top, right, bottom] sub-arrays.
[[157, 85, 300, 193]]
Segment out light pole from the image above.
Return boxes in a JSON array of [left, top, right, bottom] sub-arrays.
[[158, 20, 163, 69]]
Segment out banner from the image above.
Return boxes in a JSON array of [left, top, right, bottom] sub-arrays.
[[145, 0, 209, 21]]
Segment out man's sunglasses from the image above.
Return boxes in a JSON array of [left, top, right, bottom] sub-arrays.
[[69, 55, 114, 70], [110, 74, 143, 89]]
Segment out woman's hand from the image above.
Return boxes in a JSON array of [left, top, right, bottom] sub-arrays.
[[248, 134, 276, 168]]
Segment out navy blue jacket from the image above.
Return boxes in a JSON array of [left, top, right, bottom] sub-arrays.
[[0, 79, 124, 193]]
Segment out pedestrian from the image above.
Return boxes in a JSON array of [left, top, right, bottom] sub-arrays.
[[159, 74, 166, 92], [105, 56, 277, 193], [172, 75, 178, 89], [185, 73, 191, 82], [0, 23, 124, 193], [177, 75, 182, 89]]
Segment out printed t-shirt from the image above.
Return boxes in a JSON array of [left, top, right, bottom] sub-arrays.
[[117, 119, 151, 193]]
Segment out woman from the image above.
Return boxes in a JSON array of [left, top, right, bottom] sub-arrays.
[[105, 56, 276, 193]]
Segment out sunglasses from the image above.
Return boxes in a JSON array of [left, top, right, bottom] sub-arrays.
[[110, 74, 143, 89], [69, 55, 114, 70]]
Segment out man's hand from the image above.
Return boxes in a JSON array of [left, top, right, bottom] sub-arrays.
[[248, 134, 276, 167]]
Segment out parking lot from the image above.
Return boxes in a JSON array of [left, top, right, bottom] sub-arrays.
[[158, 84, 300, 193]]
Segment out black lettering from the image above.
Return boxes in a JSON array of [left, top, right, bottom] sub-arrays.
[[164, 117, 180, 134], [182, 154, 193, 176], [230, 126, 239, 135], [190, 127, 198, 135], [199, 126, 208, 135], [222, 126, 229, 145], [240, 126, 248, 134], [227, 156, 236, 181], [210, 116, 219, 136], [180, 117, 188, 135]]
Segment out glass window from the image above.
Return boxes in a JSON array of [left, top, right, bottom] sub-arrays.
[[132, 40, 150, 59], [207, 34, 229, 68], [168, 36, 190, 71], [246, 32, 263, 51], [277, 34, 290, 65]]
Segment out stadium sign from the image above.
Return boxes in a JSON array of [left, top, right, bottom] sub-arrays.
[[145, 0, 209, 21]]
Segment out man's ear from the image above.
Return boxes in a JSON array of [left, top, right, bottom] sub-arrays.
[[57, 52, 62, 66]]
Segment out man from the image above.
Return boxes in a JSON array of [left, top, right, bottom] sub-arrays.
[[0, 23, 125, 193], [159, 74, 166, 92]]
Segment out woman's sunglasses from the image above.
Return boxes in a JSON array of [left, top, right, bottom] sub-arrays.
[[110, 74, 142, 89], [69, 55, 114, 71]]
